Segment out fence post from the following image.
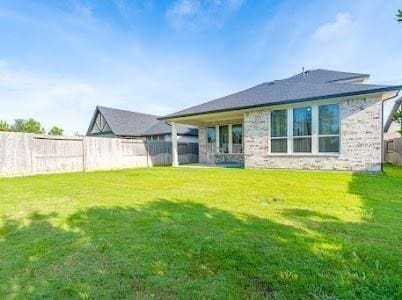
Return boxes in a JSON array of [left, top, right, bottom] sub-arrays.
[[29, 133, 34, 175], [82, 136, 86, 172], [146, 141, 150, 167]]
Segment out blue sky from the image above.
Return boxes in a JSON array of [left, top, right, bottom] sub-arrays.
[[0, 0, 401, 134]]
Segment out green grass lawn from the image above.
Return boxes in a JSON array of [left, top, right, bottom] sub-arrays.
[[0, 165, 401, 299]]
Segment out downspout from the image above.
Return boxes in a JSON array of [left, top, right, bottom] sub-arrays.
[[381, 90, 401, 172]]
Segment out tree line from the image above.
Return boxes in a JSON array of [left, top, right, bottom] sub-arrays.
[[0, 118, 63, 136]]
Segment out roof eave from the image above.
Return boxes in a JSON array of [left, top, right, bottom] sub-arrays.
[[329, 74, 370, 83], [160, 86, 402, 121]]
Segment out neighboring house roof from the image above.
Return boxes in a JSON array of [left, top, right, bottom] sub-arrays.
[[161, 69, 402, 120], [87, 106, 198, 137]]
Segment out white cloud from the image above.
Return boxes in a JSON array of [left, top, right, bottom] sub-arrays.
[[166, 0, 244, 30], [0, 60, 102, 135], [2, 0, 401, 137], [313, 12, 355, 41], [0, 2, 238, 135], [0, 54, 234, 135], [252, 1, 402, 85], [173, 0, 199, 16]]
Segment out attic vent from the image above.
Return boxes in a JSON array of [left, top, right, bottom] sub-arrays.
[[301, 67, 308, 78]]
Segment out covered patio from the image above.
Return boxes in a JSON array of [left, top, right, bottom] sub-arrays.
[[168, 110, 245, 167]]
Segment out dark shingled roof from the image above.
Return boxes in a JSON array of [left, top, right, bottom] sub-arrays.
[[89, 106, 197, 137], [161, 69, 401, 119]]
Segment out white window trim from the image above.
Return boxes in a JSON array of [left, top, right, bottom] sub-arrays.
[[213, 123, 243, 154], [269, 103, 341, 156], [312, 105, 319, 154], [207, 126, 216, 144], [317, 103, 341, 154], [287, 108, 293, 154], [231, 123, 243, 154], [269, 109, 289, 154]]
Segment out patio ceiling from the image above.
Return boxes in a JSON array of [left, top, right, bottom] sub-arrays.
[[165, 109, 245, 126]]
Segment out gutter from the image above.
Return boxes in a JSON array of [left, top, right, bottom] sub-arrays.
[[159, 85, 402, 121]]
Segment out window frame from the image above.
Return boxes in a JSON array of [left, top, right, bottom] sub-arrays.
[[270, 109, 288, 153], [207, 126, 216, 144], [292, 106, 313, 153], [318, 103, 340, 154], [231, 123, 243, 154], [208, 123, 244, 154], [268, 102, 341, 155]]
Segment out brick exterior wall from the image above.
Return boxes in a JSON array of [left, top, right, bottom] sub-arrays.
[[244, 97, 383, 171], [243, 110, 270, 168], [197, 97, 383, 171], [198, 127, 208, 164], [214, 153, 244, 165]]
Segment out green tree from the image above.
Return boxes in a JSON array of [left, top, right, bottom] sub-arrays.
[[398, 9, 402, 22], [11, 118, 45, 134], [48, 126, 64, 136], [393, 108, 402, 136], [0, 120, 10, 131]]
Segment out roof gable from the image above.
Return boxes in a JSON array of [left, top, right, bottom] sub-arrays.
[[87, 106, 197, 137]]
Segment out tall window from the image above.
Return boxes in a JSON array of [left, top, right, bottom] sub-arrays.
[[293, 107, 312, 153], [319, 104, 340, 153], [232, 124, 243, 153], [271, 110, 288, 153], [219, 125, 229, 153], [207, 127, 216, 143]]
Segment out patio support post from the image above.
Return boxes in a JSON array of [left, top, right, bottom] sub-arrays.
[[172, 121, 179, 167]]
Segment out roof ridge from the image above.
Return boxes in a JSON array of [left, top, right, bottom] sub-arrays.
[[97, 105, 161, 118], [278, 78, 389, 87]]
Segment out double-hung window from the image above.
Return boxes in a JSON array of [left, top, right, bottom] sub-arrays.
[[269, 103, 340, 155], [270, 110, 288, 153], [293, 107, 312, 153], [318, 104, 340, 153]]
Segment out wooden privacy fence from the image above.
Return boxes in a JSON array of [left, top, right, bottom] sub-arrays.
[[147, 141, 199, 166], [384, 138, 402, 167], [0, 132, 199, 177]]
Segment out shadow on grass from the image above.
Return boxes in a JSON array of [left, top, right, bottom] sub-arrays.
[[1, 200, 309, 298], [0, 167, 401, 298]]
